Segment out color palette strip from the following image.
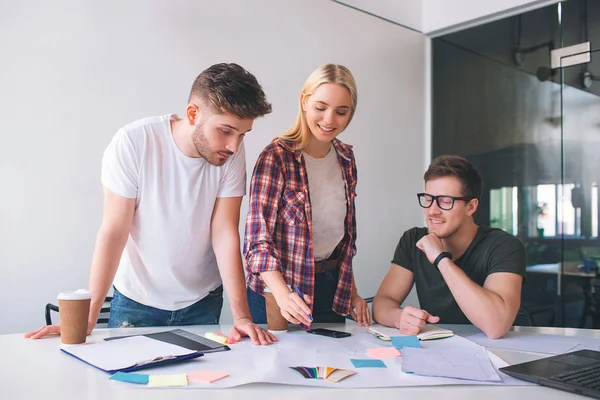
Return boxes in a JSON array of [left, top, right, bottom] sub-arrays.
[[290, 366, 357, 383]]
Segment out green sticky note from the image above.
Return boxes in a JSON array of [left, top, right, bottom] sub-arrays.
[[148, 374, 188, 387], [109, 372, 149, 384]]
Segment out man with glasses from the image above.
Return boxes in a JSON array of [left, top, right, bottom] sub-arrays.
[[373, 155, 525, 339]]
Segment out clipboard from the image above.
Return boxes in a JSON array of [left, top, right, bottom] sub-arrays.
[[104, 328, 230, 353], [60, 335, 203, 374]]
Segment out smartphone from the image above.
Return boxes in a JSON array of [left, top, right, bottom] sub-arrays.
[[306, 328, 351, 338]]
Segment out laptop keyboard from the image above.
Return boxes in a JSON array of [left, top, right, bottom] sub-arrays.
[[550, 364, 600, 390]]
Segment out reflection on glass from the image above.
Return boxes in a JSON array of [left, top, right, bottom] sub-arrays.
[[490, 187, 518, 235], [593, 184, 598, 238], [537, 184, 556, 237]]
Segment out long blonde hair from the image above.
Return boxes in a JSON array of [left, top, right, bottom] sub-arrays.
[[277, 64, 357, 151]]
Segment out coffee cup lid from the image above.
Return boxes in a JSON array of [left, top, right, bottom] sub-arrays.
[[57, 289, 92, 300]]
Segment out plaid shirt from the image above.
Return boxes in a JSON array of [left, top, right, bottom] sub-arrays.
[[244, 138, 358, 316]]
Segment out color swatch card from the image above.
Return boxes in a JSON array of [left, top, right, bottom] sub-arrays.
[[290, 366, 357, 382]]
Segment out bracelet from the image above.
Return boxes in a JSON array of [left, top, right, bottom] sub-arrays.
[[433, 252, 452, 268]]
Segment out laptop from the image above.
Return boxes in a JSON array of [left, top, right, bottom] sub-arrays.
[[500, 350, 600, 398]]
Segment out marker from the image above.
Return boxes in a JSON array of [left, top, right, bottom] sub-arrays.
[[214, 331, 234, 344], [294, 284, 313, 322], [205, 332, 228, 345]]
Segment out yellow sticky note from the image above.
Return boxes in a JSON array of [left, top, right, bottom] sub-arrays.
[[147, 374, 188, 387], [367, 347, 401, 359], [187, 370, 230, 383]]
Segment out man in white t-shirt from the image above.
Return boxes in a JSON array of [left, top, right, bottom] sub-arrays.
[[26, 63, 276, 345]]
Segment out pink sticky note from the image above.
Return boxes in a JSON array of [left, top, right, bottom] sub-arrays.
[[367, 347, 401, 359], [187, 370, 230, 383]]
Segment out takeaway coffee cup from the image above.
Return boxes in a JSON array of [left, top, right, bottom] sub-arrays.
[[264, 287, 288, 333], [57, 289, 92, 344]]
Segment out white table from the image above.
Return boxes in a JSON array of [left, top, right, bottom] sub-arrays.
[[3, 323, 600, 400]]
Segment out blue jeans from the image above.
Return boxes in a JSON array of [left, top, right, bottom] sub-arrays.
[[108, 286, 223, 328], [247, 272, 345, 324]]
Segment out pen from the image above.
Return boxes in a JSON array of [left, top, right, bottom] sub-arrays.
[[294, 284, 313, 322]]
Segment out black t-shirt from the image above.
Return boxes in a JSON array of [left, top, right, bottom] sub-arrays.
[[392, 226, 526, 324]]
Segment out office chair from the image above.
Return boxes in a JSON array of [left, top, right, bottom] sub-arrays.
[[516, 304, 555, 326], [45, 297, 113, 325]]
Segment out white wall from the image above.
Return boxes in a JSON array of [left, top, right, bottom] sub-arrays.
[[334, 0, 423, 32], [0, 0, 427, 334]]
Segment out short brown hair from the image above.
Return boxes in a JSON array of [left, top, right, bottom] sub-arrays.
[[424, 155, 483, 199], [189, 63, 272, 119]]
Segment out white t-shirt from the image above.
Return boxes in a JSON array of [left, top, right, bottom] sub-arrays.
[[302, 147, 347, 261], [101, 114, 246, 310]]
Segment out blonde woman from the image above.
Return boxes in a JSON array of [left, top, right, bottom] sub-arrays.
[[244, 64, 370, 327]]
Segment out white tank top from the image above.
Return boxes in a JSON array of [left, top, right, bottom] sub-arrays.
[[302, 147, 347, 261]]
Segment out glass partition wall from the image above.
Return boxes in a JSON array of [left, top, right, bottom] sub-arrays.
[[433, 0, 600, 328]]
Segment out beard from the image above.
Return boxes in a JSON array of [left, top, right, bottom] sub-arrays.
[[191, 123, 229, 166], [428, 220, 462, 239]]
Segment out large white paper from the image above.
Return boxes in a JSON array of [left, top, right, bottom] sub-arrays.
[[112, 331, 532, 389], [62, 336, 197, 372], [400, 345, 501, 382], [467, 332, 582, 354]]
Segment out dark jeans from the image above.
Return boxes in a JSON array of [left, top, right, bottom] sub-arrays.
[[108, 285, 223, 328], [247, 271, 345, 324]]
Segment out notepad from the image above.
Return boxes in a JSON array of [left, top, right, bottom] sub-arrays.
[[368, 324, 454, 341], [61, 336, 203, 374]]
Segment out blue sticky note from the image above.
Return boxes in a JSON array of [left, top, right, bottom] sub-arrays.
[[109, 372, 150, 385], [390, 336, 421, 350], [350, 359, 387, 368]]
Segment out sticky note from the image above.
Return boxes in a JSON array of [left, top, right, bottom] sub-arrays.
[[390, 336, 421, 350], [350, 359, 387, 368], [187, 370, 230, 383], [109, 372, 149, 384], [147, 374, 188, 387], [367, 347, 401, 359]]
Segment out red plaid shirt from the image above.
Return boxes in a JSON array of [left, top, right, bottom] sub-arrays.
[[244, 138, 358, 316]]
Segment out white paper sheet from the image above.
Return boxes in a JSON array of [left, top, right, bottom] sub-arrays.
[[62, 336, 197, 371], [467, 332, 582, 354], [400, 345, 501, 382]]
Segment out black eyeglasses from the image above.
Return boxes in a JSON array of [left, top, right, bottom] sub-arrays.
[[417, 193, 473, 211]]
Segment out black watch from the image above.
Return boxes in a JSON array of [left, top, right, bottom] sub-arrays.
[[433, 252, 452, 268]]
